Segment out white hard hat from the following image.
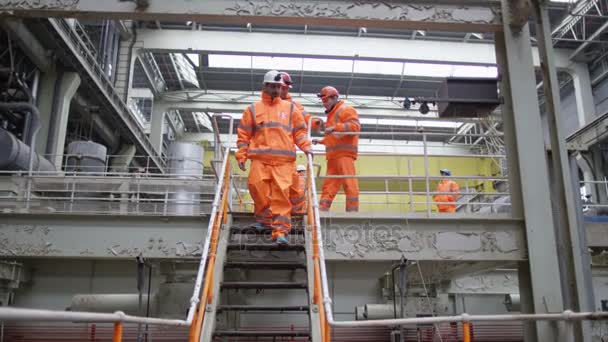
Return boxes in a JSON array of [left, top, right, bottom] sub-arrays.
[[296, 165, 306, 172], [263, 70, 285, 85]]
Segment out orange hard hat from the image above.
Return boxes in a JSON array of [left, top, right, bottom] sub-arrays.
[[317, 86, 339, 99], [281, 72, 293, 89]]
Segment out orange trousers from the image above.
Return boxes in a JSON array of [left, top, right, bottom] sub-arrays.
[[437, 205, 456, 213], [319, 157, 359, 212], [289, 172, 306, 215], [248, 160, 294, 238]]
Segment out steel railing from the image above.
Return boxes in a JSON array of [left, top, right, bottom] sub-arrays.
[[302, 119, 608, 341], [305, 155, 608, 342], [0, 169, 215, 216], [0, 146, 233, 342]]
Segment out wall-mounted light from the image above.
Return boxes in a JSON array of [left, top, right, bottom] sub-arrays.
[[419, 102, 430, 115]]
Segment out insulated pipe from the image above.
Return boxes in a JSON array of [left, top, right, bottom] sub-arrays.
[[0, 102, 42, 175], [70, 294, 152, 315], [0, 307, 187, 326]]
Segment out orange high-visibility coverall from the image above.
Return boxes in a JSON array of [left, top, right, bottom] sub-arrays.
[[317, 100, 360, 212], [290, 171, 307, 214], [284, 93, 322, 131], [434, 179, 460, 213], [236, 92, 312, 239]]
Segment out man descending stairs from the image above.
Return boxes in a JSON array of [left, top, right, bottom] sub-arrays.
[[197, 212, 323, 341]]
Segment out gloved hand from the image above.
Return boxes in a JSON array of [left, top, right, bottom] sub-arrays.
[[238, 161, 247, 171], [325, 126, 335, 134], [312, 139, 320, 145]]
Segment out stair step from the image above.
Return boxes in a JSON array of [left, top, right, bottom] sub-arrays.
[[213, 330, 310, 337], [217, 305, 310, 312], [227, 243, 305, 251], [230, 226, 305, 235], [224, 261, 306, 270], [221, 281, 308, 289]]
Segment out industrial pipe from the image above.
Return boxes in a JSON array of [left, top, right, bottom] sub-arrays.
[[70, 294, 153, 315], [0, 307, 188, 326], [0, 129, 55, 172], [0, 102, 42, 175]]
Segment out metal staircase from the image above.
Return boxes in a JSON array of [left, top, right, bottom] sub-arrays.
[[196, 213, 320, 341]]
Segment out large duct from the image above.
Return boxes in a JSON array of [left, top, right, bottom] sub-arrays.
[[0, 129, 55, 172], [167, 142, 204, 215]]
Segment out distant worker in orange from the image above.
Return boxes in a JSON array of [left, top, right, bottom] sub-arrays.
[[290, 165, 307, 215], [434, 169, 460, 213], [280, 72, 321, 132], [312, 86, 360, 212], [236, 70, 313, 245]]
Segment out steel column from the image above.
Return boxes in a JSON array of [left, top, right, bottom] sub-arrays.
[[533, 1, 595, 340], [498, 0, 564, 340]]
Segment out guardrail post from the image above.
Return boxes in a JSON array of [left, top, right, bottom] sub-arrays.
[[408, 160, 414, 213], [112, 322, 123, 342], [423, 133, 431, 217], [463, 321, 471, 342]]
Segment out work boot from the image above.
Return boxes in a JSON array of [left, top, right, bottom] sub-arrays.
[[275, 235, 289, 245], [250, 222, 270, 231]]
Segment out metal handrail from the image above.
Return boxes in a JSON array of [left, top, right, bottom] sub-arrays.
[[188, 146, 231, 342]]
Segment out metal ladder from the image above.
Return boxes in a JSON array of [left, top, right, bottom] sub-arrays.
[[198, 212, 322, 341]]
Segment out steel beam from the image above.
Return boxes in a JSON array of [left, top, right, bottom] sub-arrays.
[[319, 214, 526, 261], [135, 29, 575, 69], [0, 0, 501, 32], [1, 213, 605, 261], [0, 214, 208, 259], [0, 19, 51, 72], [155, 96, 439, 118], [567, 111, 608, 151]]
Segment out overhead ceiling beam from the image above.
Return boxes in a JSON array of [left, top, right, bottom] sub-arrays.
[[0, 0, 502, 32], [135, 29, 576, 69], [154, 96, 454, 120]]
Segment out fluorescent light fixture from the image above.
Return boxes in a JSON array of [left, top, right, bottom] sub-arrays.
[[207, 54, 497, 78]]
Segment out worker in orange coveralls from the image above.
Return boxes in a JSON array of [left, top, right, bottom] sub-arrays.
[[279, 72, 322, 132], [434, 169, 460, 213], [312, 86, 360, 212], [236, 70, 313, 245], [279, 72, 320, 216], [290, 165, 307, 215]]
